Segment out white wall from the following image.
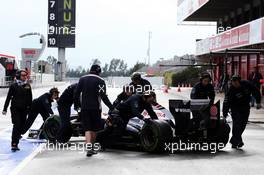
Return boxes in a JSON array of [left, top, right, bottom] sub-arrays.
[[34, 73, 55, 83], [106, 76, 164, 90]]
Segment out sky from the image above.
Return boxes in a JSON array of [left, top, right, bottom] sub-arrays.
[[0, 0, 216, 69]]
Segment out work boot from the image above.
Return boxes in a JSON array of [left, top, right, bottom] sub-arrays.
[[231, 144, 238, 149], [86, 149, 98, 157], [11, 143, 20, 152], [237, 142, 244, 148]]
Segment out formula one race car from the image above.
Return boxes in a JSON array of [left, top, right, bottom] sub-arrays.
[[28, 99, 230, 153]]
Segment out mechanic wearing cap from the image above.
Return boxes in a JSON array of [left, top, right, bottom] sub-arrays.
[[129, 73, 152, 94], [223, 75, 261, 149], [190, 72, 215, 129], [113, 85, 133, 107], [74, 64, 114, 157], [191, 72, 215, 105], [2, 70, 32, 151], [97, 91, 158, 149], [22, 87, 60, 134], [56, 83, 78, 142]]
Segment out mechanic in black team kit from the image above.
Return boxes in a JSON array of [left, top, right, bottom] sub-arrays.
[[97, 91, 158, 149], [74, 64, 114, 157], [190, 72, 216, 129], [22, 88, 60, 134], [113, 85, 133, 107], [190, 72, 215, 105], [56, 83, 78, 142], [2, 70, 32, 151], [129, 73, 152, 94], [223, 75, 261, 149]]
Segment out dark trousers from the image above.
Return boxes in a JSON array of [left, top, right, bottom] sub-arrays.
[[10, 107, 28, 145], [96, 117, 127, 148], [230, 107, 250, 146], [22, 108, 49, 134], [57, 104, 71, 140]]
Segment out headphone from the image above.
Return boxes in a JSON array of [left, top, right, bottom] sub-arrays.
[[15, 70, 27, 80]]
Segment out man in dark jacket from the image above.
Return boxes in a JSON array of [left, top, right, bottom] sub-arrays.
[[248, 67, 263, 107], [191, 72, 215, 105], [2, 70, 32, 151], [56, 83, 78, 142], [22, 88, 60, 134], [113, 85, 133, 107], [74, 64, 114, 157], [129, 73, 152, 94], [97, 91, 158, 149], [223, 75, 261, 149]]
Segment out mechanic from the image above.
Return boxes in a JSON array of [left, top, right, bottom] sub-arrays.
[[74, 64, 114, 157], [113, 85, 133, 107], [190, 72, 216, 129], [248, 67, 263, 107], [190, 72, 215, 105], [96, 91, 158, 149], [22, 87, 60, 134], [56, 83, 78, 142], [223, 75, 261, 149], [2, 70, 32, 151], [129, 73, 152, 94]]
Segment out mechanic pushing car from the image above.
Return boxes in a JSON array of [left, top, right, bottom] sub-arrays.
[[74, 64, 114, 157], [56, 83, 78, 143], [22, 88, 60, 135], [129, 73, 152, 94], [96, 91, 158, 150], [2, 70, 32, 151], [190, 72, 216, 129], [113, 85, 133, 107], [190, 72, 215, 105], [223, 75, 262, 149]]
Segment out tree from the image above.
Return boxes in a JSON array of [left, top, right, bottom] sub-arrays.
[[128, 62, 146, 75], [91, 59, 101, 66]]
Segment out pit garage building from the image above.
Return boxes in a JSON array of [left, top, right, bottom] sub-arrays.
[[178, 0, 264, 94]]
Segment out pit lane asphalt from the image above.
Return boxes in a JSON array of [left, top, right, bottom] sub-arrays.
[[2, 87, 264, 175]]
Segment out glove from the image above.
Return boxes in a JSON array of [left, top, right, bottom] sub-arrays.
[[2, 111, 7, 116], [256, 104, 262, 110], [143, 118, 152, 123]]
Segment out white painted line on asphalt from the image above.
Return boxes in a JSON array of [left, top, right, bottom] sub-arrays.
[[0, 128, 10, 136], [9, 143, 46, 175]]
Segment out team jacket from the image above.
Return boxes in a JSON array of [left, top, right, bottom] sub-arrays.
[[116, 94, 158, 122], [3, 81, 32, 111], [190, 82, 215, 104], [113, 92, 130, 107], [129, 78, 152, 94], [33, 93, 54, 115], [74, 74, 113, 110], [223, 80, 261, 115], [57, 83, 78, 106]]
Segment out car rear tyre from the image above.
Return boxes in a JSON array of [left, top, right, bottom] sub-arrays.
[[140, 120, 173, 153], [42, 115, 61, 143]]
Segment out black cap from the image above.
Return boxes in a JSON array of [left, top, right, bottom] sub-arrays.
[[131, 73, 141, 81], [90, 64, 102, 75]]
